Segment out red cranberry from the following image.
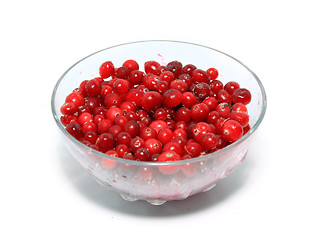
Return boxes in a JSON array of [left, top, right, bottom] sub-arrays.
[[144, 61, 160, 74], [162, 142, 183, 156], [60, 102, 77, 115], [191, 103, 210, 122], [85, 79, 100, 97], [221, 119, 243, 143], [96, 133, 115, 152], [201, 133, 218, 150], [97, 119, 112, 134], [125, 89, 144, 107], [149, 120, 169, 133], [113, 79, 130, 95], [207, 67, 219, 80], [65, 92, 84, 108], [159, 71, 175, 84], [182, 64, 197, 75], [232, 88, 252, 105], [144, 138, 162, 155], [163, 89, 182, 108], [157, 128, 174, 145], [140, 127, 157, 140], [166, 60, 183, 78], [224, 81, 240, 95], [195, 83, 211, 100], [65, 122, 82, 139], [128, 70, 144, 85], [99, 61, 115, 79], [184, 142, 203, 157], [116, 132, 132, 145], [192, 69, 209, 83], [142, 91, 162, 111], [130, 137, 145, 153], [123, 120, 140, 138], [114, 66, 130, 79], [210, 80, 223, 94], [122, 59, 139, 71], [104, 93, 122, 108], [135, 148, 151, 161]]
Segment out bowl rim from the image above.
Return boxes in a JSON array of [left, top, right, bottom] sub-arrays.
[[51, 40, 267, 166]]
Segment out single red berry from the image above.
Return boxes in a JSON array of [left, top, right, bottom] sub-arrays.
[[232, 103, 248, 114], [123, 120, 140, 138], [201, 133, 218, 150], [153, 108, 168, 121], [157, 151, 181, 175], [159, 71, 175, 84], [82, 121, 97, 133], [115, 144, 131, 158], [120, 101, 136, 114], [135, 148, 151, 161], [173, 128, 188, 141], [113, 79, 130, 95], [224, 81, 240, 95], [191, 103, 210, 122], [166, 60, 183, 78], [105, 106, 123, 122], [206, 111, 221, 125], [65, 122, 82, 139], [191, 122, 213, 142], [163, 89, 182, 108], [113, 115, 128, 128], [221, 119, 243, 143], [148, 119, 169, 133], [178, 74, 193, 87], [144, 61, 160, 74], [207, 67, 219, 80], [140, 126, 158, 140], [100, 84, 113, 98], [114, 66, 130, 79], [93, 114, 105, 125], [232, 88, 252, 105], [142, 91, 162, 111], [97, 119, 112, 134], [78, 112, 93, 126], [85, 79, 100, 97], [181, 91, 198, 108], [130, 137, 145, 153], [116, 132, 132, 145], [175, 107, 191, 123], [216, 103, 231, 118], [104, 93, 122, 108], [193, 82, 211, 99], [60, 102, 77, 115], [202, 97, 218, 111], [162, 142, 183, 156], [144, 138, 162, 156], [65, 92, 84, 108], [128, 70, 144, 85], [125, 111, 138, 121], [184, 142, 203, 157], [192, 69, 210, 83], [122, 59, 139, 71], [155, 81, 169, 93], [83, 131, 98, 144], [125, 89, 144, 107], [182, 64, 197, 75], [99, 61, 115, 79], [229, 110, 250, 127], [107, 124, 123, 138], [95, 133, 115, 152], [210, 80, 223, 94], [170, 79, 188, 93], [216, 89, 232, 104], [157, 128, 174, 145]]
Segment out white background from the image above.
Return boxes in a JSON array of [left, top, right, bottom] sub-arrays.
[[1, 0, 319, 239]]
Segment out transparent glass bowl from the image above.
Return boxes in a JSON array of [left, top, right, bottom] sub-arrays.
[[51, 40, 266, 205]]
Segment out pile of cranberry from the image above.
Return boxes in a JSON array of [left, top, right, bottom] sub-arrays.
[[60, 59, 251, 163]]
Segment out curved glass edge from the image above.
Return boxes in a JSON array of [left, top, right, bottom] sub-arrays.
[[51, 40, 267, 167]]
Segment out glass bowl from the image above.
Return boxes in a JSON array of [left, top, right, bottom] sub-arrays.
[[51, 40, 267, 205]]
